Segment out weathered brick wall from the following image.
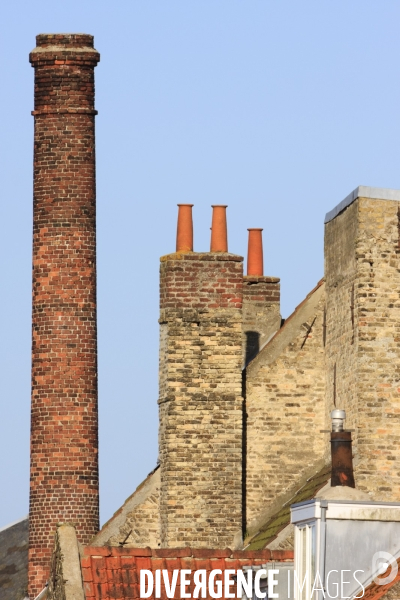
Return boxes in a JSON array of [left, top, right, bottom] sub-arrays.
[[245, 281, 327, 529], [242, 276, 281, 365], [159, 252, 244, 548], [29, 34, 100, 598], [325, 195, 400, 500]]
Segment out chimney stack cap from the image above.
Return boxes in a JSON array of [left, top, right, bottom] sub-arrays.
[[331, 409, 346, 432], [35, 33, 94, 48]]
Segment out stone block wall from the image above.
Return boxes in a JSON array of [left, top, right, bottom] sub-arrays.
[[242, 276, 281, 366], [324, 200, 359, 439], [159, 252, 244, 548], [245, 281, 326, 529], [325, 194, 400, 500]]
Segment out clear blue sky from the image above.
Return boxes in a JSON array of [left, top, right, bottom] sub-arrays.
[[1, 0, 400, 528]]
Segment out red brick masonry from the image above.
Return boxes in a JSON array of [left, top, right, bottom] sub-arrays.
[[160, 252, 243, 310], [28, 34, 100, 598], [242, 276, 280, 304], [81, 547, 294, 600]]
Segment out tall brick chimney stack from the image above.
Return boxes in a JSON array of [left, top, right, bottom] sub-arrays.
[[28, 34, 100, 598], [159, 206, 244, 548]]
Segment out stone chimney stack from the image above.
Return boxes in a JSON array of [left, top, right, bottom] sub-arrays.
[[325, 186, 400, 500], [28, 34, 100, 598], [158, 205, 244, 548]]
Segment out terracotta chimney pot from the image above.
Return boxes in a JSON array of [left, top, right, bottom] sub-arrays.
[[247, 228, 264, 276], [176, 204, 194, 252], [210, 205, 228, 252]]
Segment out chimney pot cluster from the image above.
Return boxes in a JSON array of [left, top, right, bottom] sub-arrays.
[[175, 205, 265, 275]]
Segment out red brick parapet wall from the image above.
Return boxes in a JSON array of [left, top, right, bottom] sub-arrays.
[[160, 252, 243, 311], [28, 34, 100, 598]]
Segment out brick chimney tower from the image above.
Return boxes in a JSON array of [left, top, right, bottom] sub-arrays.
[[28, 34, 100, 598]]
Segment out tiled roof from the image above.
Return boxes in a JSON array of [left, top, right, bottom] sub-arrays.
[[361, 558, 400, 600], [81, 546, 293, 600], [246, 464, 331, 550], [0, 516, 29, 600]]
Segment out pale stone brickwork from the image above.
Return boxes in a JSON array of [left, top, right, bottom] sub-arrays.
[[245, 281, 327, 529], [159, 252, 244, 548], [242, 276, 281, 366], [325, 195, 400, 500], [324, 200, 358, 441], [91, 468, 161, 548]]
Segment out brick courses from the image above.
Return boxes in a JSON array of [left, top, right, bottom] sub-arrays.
[[28, 34, 100, 598], [159, 252, 244, 548]]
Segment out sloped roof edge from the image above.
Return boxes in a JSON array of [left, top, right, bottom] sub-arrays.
[[356, 555, 400, 600], [245, 464, 331, 551], [246, 278, 324, 374], [0, 514, 28, 534], [92, 465, 159, 546]]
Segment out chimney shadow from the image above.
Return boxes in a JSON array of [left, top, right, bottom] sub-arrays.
[[245, 330, 260, 365]]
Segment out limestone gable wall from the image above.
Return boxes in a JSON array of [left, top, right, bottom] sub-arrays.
[[245, 281, 327, 529]]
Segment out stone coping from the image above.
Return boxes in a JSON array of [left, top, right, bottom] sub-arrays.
[[160, 251, 243, 262], [325, 186, 400, 224]]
